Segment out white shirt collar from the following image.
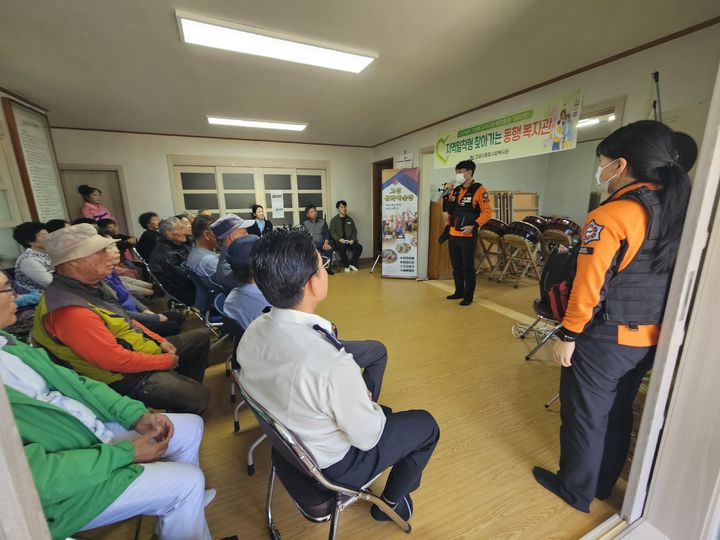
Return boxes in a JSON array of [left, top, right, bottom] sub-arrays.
[[269, 308, 333, 335]]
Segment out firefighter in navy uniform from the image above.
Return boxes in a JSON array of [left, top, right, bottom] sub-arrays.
[[445, 159, 492, 306], [533, 121, 693, 513]]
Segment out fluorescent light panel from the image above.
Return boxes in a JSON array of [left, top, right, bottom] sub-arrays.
[[178, 15, 375, 73], [207, 116, 307, 131], [577, 118, 600, 128]]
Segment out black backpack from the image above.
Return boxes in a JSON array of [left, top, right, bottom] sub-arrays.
[[539, 246, 578, 321]]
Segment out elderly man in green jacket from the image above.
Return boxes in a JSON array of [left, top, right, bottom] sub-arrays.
[[0, 271, 213, 540]]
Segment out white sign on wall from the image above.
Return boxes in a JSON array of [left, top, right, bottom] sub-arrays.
[[270, 190, 284, 219]]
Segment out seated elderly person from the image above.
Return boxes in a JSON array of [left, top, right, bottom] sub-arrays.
[[238, 229, 439, 523], [0, 270, 214, 540], [104, 268, 182, 337], [136, 211, 161, 261], [302, 204, 334, 275], [13, 222, 53, 291], [211, 214, 254, 292], [186, 215, 219, 279], [32, 224, 210, 414], [149, 217, 195, 305], [223, 235, 269, 330]]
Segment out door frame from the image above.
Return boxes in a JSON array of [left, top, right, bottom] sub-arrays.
[[372, 157, 394, 256], [58, 163, 133, 233]]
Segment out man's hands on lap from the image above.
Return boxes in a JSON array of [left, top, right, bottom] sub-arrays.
[[131, 413, 174, 463]]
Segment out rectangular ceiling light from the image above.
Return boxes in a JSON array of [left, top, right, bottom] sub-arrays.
[[577, 118, 600, 128], [178, 13, 376, 73], [207, 116, 307, 131]]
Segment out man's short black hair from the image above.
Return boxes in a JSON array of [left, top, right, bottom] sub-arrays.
[[251, 228, 319, 309], [45, 219, 70, 233], [138, 212, 158, 229], [305, 204, 317, 214], [12, 222, 47, 248], [335, 200, 347, 209], [232, 266, 253, 285], [96, 218, 116, 230], [192, 215, 216, 240], [455, 159, 476, 175], [72, 217, 97, 226]]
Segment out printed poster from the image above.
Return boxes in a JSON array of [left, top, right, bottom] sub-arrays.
[[270, 190, 284, 219], [435, 90, 583, 168], [381, 168, 418, 278]]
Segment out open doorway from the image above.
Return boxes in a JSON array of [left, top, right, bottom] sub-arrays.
[[371, 157, 394, 256], [59, 167, 131, 234]]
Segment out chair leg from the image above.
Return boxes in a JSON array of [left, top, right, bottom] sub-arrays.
[[327, 495, 343, 540], [233, 399, 245, 432], [230, 380, 236, 403], [133, 515, 143, 540], [209, 331, 227, 349], [525, 324, 561, 361], [247, 433, 267, 476], [545, 393, 560, 408], [519, 316, 542, 339], [266, 466, 281, 540], [224, 352, 231, 377]]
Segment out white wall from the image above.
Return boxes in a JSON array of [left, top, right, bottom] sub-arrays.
[[376, 25, 720, 225], [50, 130, 374, 250]]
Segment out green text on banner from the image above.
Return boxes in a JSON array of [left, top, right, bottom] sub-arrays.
[[435, 90, 583, 168]]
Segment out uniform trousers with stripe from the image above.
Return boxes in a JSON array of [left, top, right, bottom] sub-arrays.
[[557, 334, 655, 510]]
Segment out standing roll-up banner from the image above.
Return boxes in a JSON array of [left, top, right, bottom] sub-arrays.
[[381, 168, 419, 278]]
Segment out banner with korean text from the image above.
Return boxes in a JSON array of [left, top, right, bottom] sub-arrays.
[[381, 168, 419, 278], [435, 90, 583, 168]]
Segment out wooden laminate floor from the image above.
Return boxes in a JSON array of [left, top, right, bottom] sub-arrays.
[[84, 267, 624, 540]]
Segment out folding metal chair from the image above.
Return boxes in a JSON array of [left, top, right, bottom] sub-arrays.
[[130, 248, 191, 317], [237, 381, 412, 539], [181, 263, 229, 350], [519, 299, 562, 361]]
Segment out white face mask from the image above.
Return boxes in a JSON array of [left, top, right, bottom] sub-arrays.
[[595, 159, 619, 193], [456, 172, 465, 183]]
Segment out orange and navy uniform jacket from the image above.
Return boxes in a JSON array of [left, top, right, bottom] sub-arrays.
[[447, 182, 493, 237], [561, 182, 661, 347]]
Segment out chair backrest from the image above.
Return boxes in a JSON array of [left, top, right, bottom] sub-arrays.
[[209, 272, 231, 295], [132, 247, 172, 298], [214, 293, 245, 341], [238, 382, 339, 491], [181, 263, 219, 318]]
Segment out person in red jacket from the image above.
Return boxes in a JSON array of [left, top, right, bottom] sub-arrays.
[[32, 224, 210, 414], [533, 121, 692, 512]]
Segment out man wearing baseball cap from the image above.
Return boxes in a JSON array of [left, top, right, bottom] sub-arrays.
[[211, 214, 254, 292], [32, 224, 210, 414]]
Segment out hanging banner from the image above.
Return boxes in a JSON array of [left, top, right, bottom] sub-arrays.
[[381, 168, 418, 278], [435, 90, 583, 168]]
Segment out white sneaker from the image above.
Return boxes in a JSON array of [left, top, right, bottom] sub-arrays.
[[204, 488, 217, 508], [344, 267, 351, 272], [349, 265, 359, 272]]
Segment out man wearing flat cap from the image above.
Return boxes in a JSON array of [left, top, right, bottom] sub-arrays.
[[32, 224, 211, 414], [211, 214, 255, 292], [223, 235, 270, 330]]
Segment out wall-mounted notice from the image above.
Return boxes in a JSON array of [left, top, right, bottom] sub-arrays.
[[270, 190, 285, 219], [2, 98, 67, 222]]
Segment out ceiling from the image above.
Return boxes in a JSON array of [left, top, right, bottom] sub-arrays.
[[1, 1, 718, 147]]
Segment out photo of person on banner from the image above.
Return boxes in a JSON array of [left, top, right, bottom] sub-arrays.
[[444, 160, 492, 305]]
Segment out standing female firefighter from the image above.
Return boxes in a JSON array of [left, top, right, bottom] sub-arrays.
[[533, 120, 692, 512]]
